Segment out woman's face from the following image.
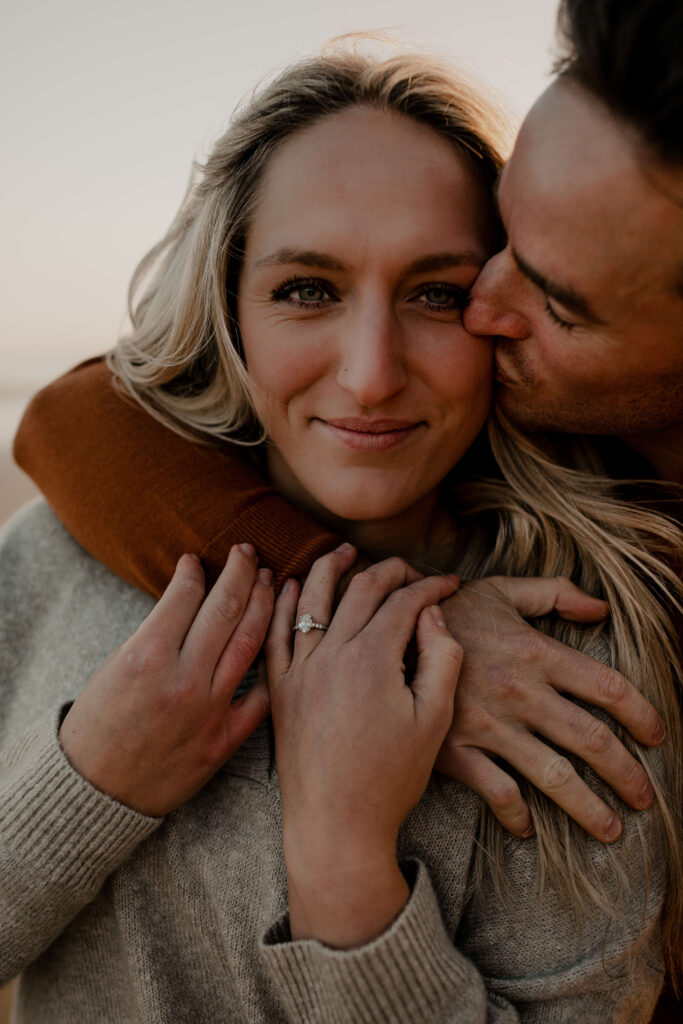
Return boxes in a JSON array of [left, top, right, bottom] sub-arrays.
[[238, 106, 497, 529]]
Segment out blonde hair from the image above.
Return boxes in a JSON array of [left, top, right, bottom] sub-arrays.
[[109, 42, 681, 985], [452, 413, 682, 985]]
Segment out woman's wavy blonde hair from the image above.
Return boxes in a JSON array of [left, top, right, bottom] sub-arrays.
[[109, 42, 682, 985]]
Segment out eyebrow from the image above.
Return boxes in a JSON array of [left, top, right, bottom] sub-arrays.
[[252, 248, 486, 273], [512, 249, 603, 323]]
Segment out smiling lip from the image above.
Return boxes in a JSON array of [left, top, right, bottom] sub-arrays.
[[320, 418, 422, 452]]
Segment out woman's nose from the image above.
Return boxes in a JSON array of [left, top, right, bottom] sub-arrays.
[[465, 251, 529, 340], [336, 309, 407, 408]]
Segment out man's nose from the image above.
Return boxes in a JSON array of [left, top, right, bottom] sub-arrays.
[[337, 307, 407, 408], [465, 251, 529, 340]]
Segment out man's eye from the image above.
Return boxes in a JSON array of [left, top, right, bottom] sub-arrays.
[[544, 300, 576, 331]]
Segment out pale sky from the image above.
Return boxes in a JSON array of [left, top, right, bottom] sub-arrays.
[[2, 0, 559, 395]]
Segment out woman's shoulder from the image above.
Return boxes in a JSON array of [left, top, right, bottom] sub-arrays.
[[0, 498, 155, 636]]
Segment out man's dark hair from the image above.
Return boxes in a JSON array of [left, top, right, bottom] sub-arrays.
[[555, 0, 683, 165]]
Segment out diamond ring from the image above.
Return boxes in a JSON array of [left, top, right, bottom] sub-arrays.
[[293, 613, 328, 634]]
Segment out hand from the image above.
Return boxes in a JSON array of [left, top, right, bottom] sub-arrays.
[[59, 545, 274, 816], [266, 545, 462, 947], [436, 576, 664, 842]]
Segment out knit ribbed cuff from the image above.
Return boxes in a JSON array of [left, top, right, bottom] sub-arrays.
[[260, 858, 486, 1023], [0, 712, 161, 905]]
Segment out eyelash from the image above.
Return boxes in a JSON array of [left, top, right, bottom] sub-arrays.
[[544, 300, 575, 331], [271, 277, 470, 313]]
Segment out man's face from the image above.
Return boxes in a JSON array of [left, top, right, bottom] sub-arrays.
[[464, 79, 683, 439]]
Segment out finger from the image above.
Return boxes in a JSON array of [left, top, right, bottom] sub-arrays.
[[482, 576, 610, 622], [492, 729, 623, 843], [412, 606, 463, 742], [181, 544, 259, 675], [223, 675, 271, 756], [435, 744, 533, 838], [212, 568, 275, 703], [333, 558, 458, 640], [362, 573, 461, 651], [135, 553, 207, 650], [293, 543, 358, 652], [265, 578, 301, 692], [525, 688, 655, 812], [535, 634, 664, 747]]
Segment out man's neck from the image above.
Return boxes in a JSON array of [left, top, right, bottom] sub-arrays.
[[621, 425, 683, 484]]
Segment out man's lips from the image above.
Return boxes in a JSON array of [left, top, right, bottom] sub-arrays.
[[318, 418, 423, 452]]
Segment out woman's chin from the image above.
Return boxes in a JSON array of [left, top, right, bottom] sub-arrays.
[[302, 484, 432, 530]]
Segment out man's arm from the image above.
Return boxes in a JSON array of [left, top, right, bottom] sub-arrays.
[[13, 358, 341, 594]]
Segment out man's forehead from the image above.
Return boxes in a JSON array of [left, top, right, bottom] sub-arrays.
[[500, 81, 683, 304]]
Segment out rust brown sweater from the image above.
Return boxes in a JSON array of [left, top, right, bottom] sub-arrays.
[[13, 358, 341, 596]]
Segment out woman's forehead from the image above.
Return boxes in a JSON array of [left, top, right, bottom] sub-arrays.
[[244, 107, 494, 267]]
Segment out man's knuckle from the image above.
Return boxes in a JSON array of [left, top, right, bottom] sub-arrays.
[[597, 666, 627, 704], [620, 756, 647, 787], [455, 704, 495, 739], [488, 665, 525, 702], [540, 754, 575, 792], [488, 777, 521, 812], [582, 717, 613, 757]]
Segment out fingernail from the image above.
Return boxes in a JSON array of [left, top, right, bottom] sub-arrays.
[[239, 543, 256, 558], [653, 720, 666, 743], [604, 814, 622, 842], [335, 542, 354, 554], [282, 578, 295, 594], [184, 553, 201, 565], [521, 824, 535, 838], [258, 568, 273, 586], [429, 605, 447, 628], [637, 782, 654, 808]]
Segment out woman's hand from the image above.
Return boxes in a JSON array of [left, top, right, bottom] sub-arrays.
[[59, 544, 274, 816], [436, 576, 664, 841], [266, 544, 462, 948]]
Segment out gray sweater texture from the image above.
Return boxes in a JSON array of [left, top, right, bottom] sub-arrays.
[[0, 501, 666, 1022]]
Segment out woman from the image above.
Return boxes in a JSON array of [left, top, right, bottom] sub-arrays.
[[2, 46, 681, 1021]]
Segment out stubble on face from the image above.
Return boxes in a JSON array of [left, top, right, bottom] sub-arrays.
[[482, 81, 683, 445]]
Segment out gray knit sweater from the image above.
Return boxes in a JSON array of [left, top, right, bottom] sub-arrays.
[[0, 501, 666, 1022]]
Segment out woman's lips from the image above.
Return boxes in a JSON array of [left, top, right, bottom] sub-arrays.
[[319, 418, 422, 452]]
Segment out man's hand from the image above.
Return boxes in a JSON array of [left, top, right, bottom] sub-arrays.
[[436, 576, 664, 842]]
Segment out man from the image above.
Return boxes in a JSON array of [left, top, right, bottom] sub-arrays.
[[466, 0, 683, 485]]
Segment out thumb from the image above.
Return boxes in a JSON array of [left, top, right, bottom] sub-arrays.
[[224, 675, 271, 756], [412, 606, 463, 738], [488, 576, 610, 623]]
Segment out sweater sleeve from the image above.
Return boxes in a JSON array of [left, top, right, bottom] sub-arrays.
[[0, 707, 161, 985], [260, 823, 665, 1024], [12, 357, 341, 595]]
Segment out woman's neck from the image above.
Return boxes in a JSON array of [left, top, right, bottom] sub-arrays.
[[265, 447, 456, 570]]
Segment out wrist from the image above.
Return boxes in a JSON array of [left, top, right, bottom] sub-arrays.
[[285, 833, 409, 948]]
